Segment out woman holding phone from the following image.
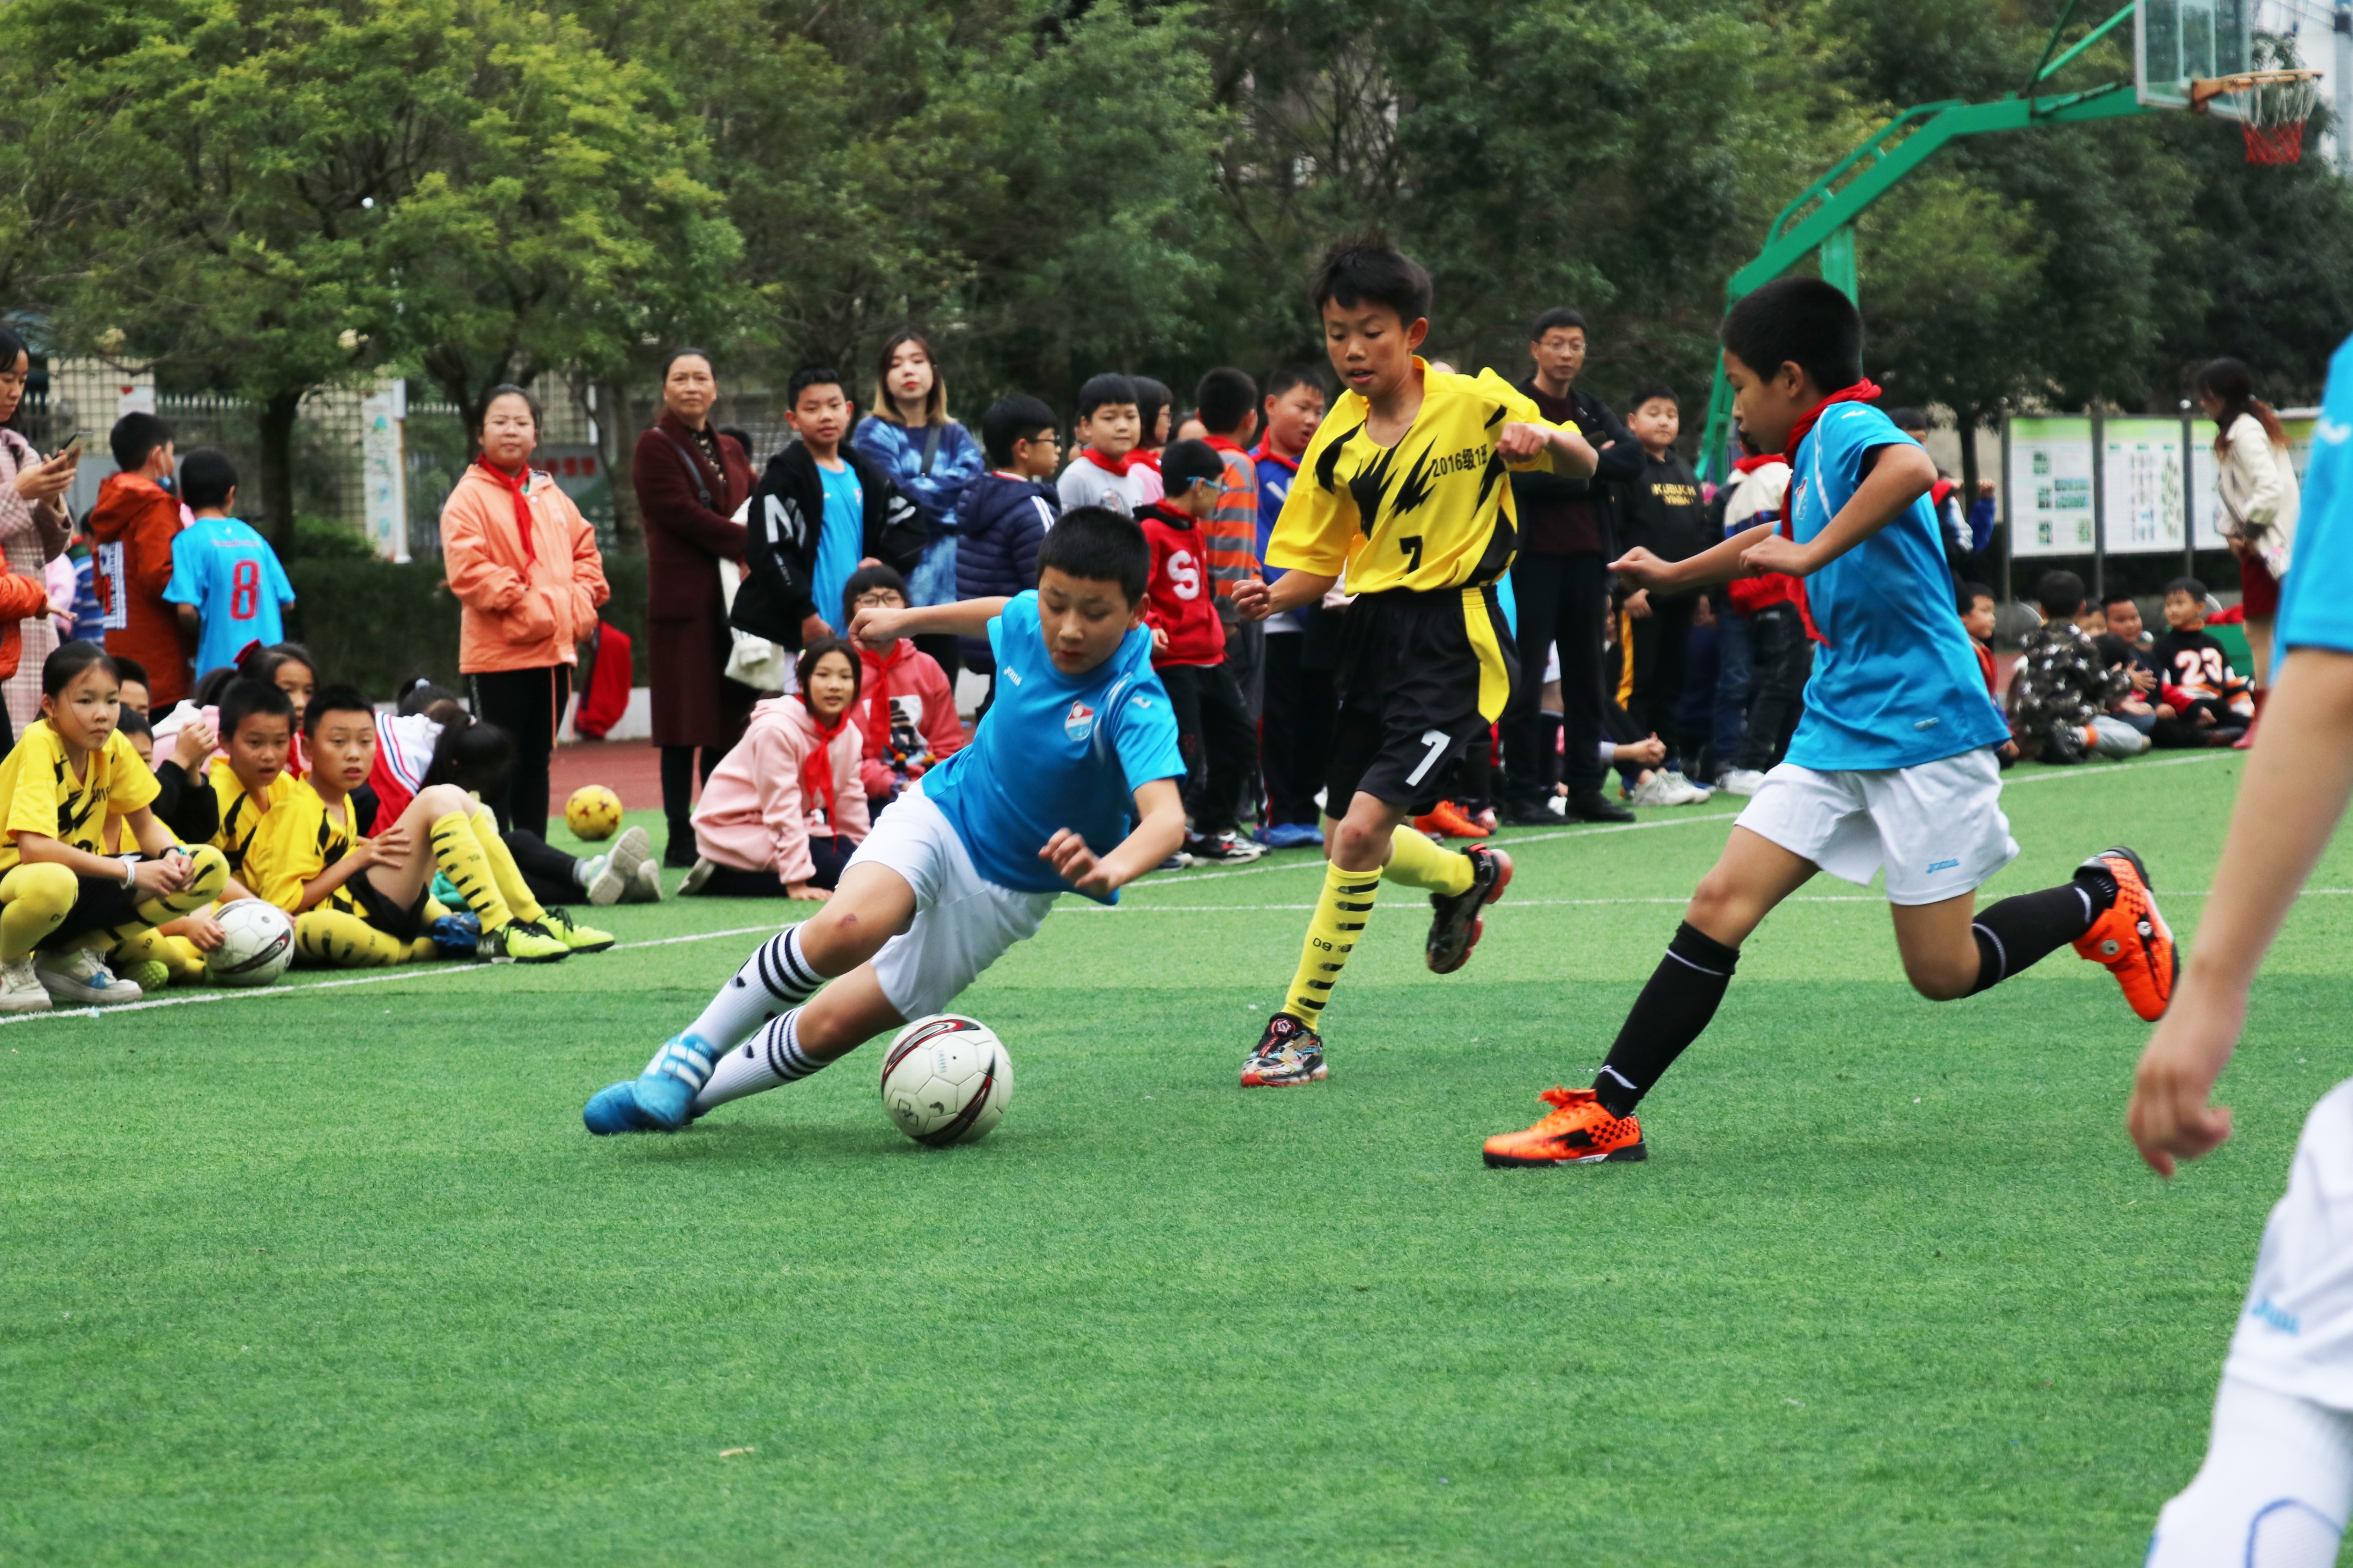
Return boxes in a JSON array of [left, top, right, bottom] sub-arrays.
[[0, 324, 74, 737]]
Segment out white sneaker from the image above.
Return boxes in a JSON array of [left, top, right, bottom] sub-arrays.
[[1717, 768, 1768, 797], [36, 949, 142, 1006], [630, 858, 663, 903], [1628, 772, 1683, 807], [1662, 770, 1714, 805], [677, 857, 717, 898], [600, 826, 652, 906], [580, 854, 621, 907], [0, 956, 50, 1013]]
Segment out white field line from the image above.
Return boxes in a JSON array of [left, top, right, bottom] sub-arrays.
[[1056, 889, 2353, 915]]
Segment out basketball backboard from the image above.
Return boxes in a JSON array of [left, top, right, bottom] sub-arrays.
[[2138, 0, 2254, 116]]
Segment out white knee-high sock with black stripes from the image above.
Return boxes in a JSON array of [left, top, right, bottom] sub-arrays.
[[656, 927, 827, 1068], [693, 1009, 830, 1112]]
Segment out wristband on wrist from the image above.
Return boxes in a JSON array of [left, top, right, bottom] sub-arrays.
[[120, 857, 136, 888]]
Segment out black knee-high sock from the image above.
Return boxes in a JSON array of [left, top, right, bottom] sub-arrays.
[[1591, 922, 1741, 1117], [1964, 863, 2117, 995]]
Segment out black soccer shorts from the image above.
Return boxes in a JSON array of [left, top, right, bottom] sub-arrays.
[[1324, 583, 1517, 816]]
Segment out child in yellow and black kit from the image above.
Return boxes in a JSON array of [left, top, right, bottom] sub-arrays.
[[0, 643, 231, 1013], [244, 685, 602, 966], [1228, 233, 1598, 1087]]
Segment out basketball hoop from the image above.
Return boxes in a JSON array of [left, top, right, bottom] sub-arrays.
[[2190, 69, 2322, 163]]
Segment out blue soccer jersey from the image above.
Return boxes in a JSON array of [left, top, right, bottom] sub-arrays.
[[164, 517, 295, 678], [1783, 402, 2011, 772], [920, 591, 1183, 902], [2276, 333, 2353, 659]]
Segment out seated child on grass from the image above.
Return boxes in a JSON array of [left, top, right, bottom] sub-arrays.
[[243, 685, 599, 966], [2008, 570, 2148, 763], [680, 638, 870, 900], [0, 642, 231, 1012], [2151, 577, 2255, 748], [840, 566, 965, 805]]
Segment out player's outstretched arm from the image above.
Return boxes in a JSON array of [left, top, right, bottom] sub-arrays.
[[1496, 421, 1598, 479], [848, 597, 1009, 647], [2129, 647, 2353, 1175], [1232, 571, 1336, 622], [1611, 530, 1758, 596], [1741, 443, 1934, 579], [1038, 778, 1186, 900]]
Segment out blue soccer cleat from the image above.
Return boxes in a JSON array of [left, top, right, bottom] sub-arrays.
[[582, 1034, 723, 1135], [583, 1080, 663, 1135]]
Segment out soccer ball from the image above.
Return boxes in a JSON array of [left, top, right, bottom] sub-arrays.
[[565, 785, 624, 841], [205, 901, 295, 988], [879, 1014, 1013, 1146]]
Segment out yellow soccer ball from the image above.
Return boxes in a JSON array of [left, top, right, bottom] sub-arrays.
[[565, 785, 624, 841]]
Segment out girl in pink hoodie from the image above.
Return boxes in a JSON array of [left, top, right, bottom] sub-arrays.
[[681, 640, 870, 901]]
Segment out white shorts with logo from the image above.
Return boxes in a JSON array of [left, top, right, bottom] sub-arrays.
[[2224, 1078, 2353, 1413], [844, 787, 1060, 1023], [1735, 748, 2018, 905]]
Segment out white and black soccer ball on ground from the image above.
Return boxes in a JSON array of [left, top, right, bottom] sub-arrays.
[[205, 901, 296, 988], [879, 1014, 1012, 1146]]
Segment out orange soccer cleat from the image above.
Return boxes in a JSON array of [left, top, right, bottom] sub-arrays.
[[2072, 846, 2177, 1022], [1412, 800, 1490, 840], [1481, 1086, 1647, 1168]]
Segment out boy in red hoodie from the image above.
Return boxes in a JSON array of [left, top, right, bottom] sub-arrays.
[[841, 565, 966, 806], [88, 413, 193, 707], [1141, 440, 1262, 864]]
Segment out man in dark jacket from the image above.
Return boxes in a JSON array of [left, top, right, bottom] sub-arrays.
[[738, 366, 928, 650], [1500, 308, 1646, 823], [955, 395, 1062, 704]]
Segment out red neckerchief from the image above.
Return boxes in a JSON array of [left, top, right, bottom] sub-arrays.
[[1250, 439, 1300, 475], [476, 459, 536, 568], [1930, 477, 1957, 508], [858, 642, 907, 764], [1771, 381, 1880, 649], [798, 695, 850, 824], [1732, 453, 1783, 475], [1133, 449, 1162, 472], [1204, 435, 1247, 457], [1079, 447, 1147, 479]]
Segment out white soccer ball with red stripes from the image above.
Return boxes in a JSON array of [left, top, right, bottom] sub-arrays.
[[205, 899, 295, 988], [879, 1014, 1012, 1146]]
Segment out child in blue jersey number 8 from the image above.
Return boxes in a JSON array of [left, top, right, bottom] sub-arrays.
[[583, 507, 1187, 1134]]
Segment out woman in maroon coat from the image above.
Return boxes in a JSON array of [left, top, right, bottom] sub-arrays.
[[634, 348, 758, 866]]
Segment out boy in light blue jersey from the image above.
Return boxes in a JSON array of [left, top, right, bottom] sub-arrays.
[[1483, 278, 2177, 1169], [585, 507, 1186, 1134], [163, 449, 294, 679]]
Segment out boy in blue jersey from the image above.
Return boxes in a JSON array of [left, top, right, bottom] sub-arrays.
[[583, 507, 1187, 1134], [1483, 278, 2177, 1168], [164, 449, 294, 679], [2132, 332, 2353, 1564]]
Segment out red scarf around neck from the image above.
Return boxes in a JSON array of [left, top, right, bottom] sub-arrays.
[[1732, 453, 1784, 475], [858, 641, 907, 764], [1080, 447, 1148, 478], [1204, 434, 1247, 456], [477, 458, 536, 567], [1251, 438, 1300, 475], [798, 695, 851, 826], [1779, 379, 1882, 462]]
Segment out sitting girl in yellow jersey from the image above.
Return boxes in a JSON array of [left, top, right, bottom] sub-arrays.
[[0, 643, 231, 1013]]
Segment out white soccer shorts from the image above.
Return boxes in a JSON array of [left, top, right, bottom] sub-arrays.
[[2225, 1078, 2353, 1411], [1734, 748, 2018, 905], [843, 787, 1059, 1023]]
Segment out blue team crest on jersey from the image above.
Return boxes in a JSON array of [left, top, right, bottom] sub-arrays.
[[1063, 700, 1095, 741]]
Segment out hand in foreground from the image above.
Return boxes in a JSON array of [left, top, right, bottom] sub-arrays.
[[1621, 734, 1667, 768], [180, 915, 227, 953], [1622, 587, 1652, 620], [1495, 422, 1549, 462], [15, 450, 75, 505], [1608, 546, 1671, 593], [2129, 667, 2157, 693], [787, 880, 830, 902], [800, 612, 833, 645], [172, 720, 219, 769], [1149, 625, 1169, 653], [360, 824, 414, 869], [132, 855, 193, 898], [845, 605, 907, 648], [1039, 827, 1115, 899], [1738, 530, 1812, 578], [1229, 578, 1272, 622], [2127, 986, 2243, 1176]]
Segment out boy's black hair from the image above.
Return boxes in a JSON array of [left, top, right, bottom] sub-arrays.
[[395, 677, 460, 717], [1263, 364, 1330, 403], [177, 446, 239, 511], [840, 562, 910, 628], [2092, 632, 2132, 667], [304, 683, 375, 739], [1036, 505, 1149, 605], [2164, 576, 2209, 601], [110, 656, 150, 691], [795, 637, 865, 707], [193, 665, 240, 706], [1957, 580, 1996, 614], [1159, 438, 1225, 500], [1884, 406, 1930, 433], [2100, 587, 2141, 609], [109, 412, 174, 474], [1076, 373, 1139, 422], [114, 705, 152, 740], [1529, 306, 1588, 341], [220, 677, 295, 741], [1193, 368, 1259, 436], [2034, 569, 2087, 619], [41, 640, 117, 698], [422, 710, 514, 798], [1310, 230, 1433, 325], [1719, 276, 1864, 394], [786, 366, 844, 408], [1627, 381, 1679, 414], [980, 395, 1059, 466]]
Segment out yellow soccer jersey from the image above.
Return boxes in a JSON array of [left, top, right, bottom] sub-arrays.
[[0, 722, 161, 873], [1266, 361, 1563, 594], [246, 778, 360, 915], [208, 756, 285, 878]]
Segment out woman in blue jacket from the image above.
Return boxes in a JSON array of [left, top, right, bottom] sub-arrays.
[[852, 330, 983, 680]]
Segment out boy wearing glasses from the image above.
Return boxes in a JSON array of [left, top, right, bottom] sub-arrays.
[[842, 565, 966, 807]]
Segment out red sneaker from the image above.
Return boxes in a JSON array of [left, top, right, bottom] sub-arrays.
[[1412, 800, 1490, 840], [2072, 847, 2176, 1021]]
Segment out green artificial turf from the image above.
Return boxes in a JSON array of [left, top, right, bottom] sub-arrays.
[[4, 752, 2346, 1564]]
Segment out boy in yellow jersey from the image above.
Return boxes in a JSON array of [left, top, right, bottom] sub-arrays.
[[1230, 233, 1598, 1087], [0, 643, 230, 1013], [246, 685, 593, 965], [208, 679, 295, 882]]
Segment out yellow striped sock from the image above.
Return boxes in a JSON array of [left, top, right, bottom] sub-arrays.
[[1380, 823, 1475, 896], [294, 909, 414, 968], [1281, 859, 1380, 1025], [469, 813, 545, 925], [429, 812, 514, 930]]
